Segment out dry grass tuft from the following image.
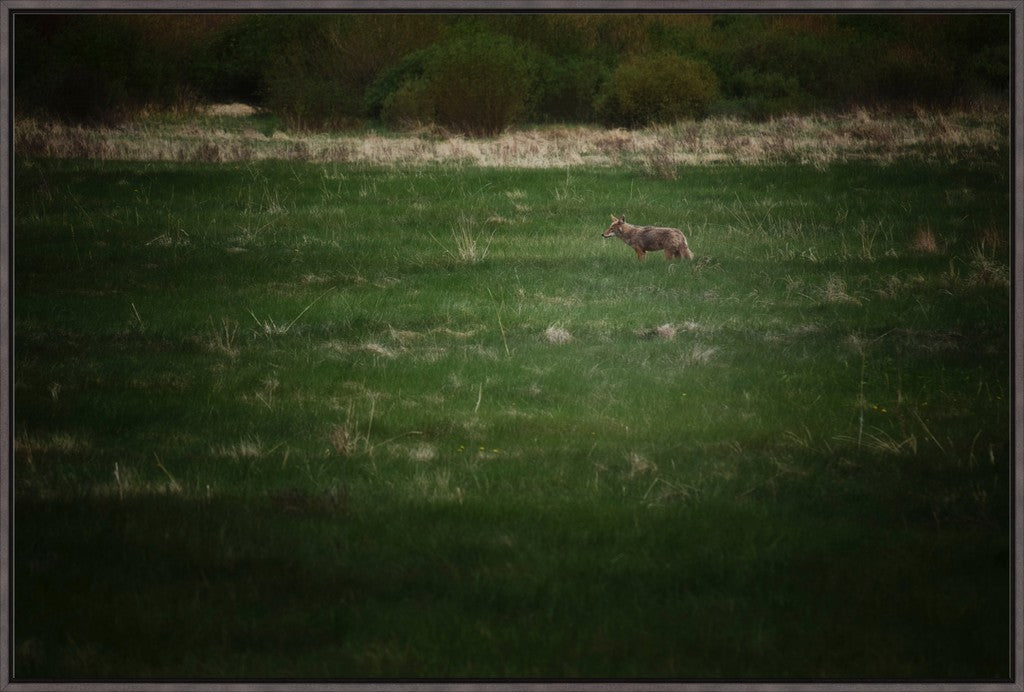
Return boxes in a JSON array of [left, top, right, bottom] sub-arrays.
[[544, 325, 573, 344], [973, 227, 1006, 254], [682, 344, 720, 365], [627, 453, 658, 477], [429, 214, 493, 263], [638, 147, 679, 180], [363, 342, 399, 358], [407, 443, 438, 462], [211, 437, 266, 460], [329, 424, 355, 457], [410, 468, 464, 504], [200, 316, 240, 357], [821, 275, 861, 305], [966, 248, 1010, 288], [908, 227, 940, 254], [206, 103, 257, 117], [655, 324, 677, 340], [637, 324, 677, 340]]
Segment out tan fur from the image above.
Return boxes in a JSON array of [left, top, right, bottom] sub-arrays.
[[602, 214, 694, 261]]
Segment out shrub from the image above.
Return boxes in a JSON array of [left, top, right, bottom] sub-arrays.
[[367, 32, 537, 135], [191, 15, 297, 105], [717, 69, 814, 120], [364, 49, 433, 125], [380, 79, 435, 128], [262, 19, 368, 130], [264, 15, 443, 131], [534, 57, 608, 123], [596, 53, 719, 127], [16, 16, 156, 123], [422, 33, 538, 135], [873, 45, 960, 107], [16, 15, 247, 123]]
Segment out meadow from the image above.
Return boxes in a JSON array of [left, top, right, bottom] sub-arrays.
[[11, 110, 1013, 679]]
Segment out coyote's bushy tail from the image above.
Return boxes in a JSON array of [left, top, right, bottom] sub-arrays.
[[679, 242, 694, 260]]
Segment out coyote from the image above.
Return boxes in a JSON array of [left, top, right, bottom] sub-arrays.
[[602, 215, 694, 261]]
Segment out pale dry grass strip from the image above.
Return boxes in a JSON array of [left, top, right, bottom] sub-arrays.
[[15, 106, 1007, 167]]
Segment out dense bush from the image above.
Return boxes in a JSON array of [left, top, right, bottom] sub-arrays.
[[190, 15, 297, 104], [260, 19, 355, 131], [364, 49, 433, 126], [15, 16, 193, 123], [713, 69, 814, 120], [263, 15, 443, 130], [534, 57, 608, 123], [873, 45, 960, 106], [380, 79, 434, 129], [425, 33, 538, 134], [596, 53, 719, 126], [369, 32, 538, 134]]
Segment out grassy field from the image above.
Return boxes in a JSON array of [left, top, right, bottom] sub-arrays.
[[11, 114, 1013, 678]]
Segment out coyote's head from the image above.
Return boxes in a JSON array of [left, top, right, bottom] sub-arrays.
[[602, 214, 627, 238]]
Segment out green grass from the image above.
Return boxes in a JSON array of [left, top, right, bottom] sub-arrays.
[[12, 153, 1012, 679]]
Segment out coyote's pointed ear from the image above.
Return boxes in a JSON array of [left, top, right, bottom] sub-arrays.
[[610, 214, 618, 222]]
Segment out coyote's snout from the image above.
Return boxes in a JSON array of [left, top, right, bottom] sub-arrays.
[[602, 215, 694, 261]]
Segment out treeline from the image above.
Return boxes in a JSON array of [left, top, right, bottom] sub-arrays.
[[15, 13, 1010, 133]]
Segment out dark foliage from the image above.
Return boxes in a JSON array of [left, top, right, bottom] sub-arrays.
[[597, 53, 720, 126], [14, 13, 1010, 129]]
